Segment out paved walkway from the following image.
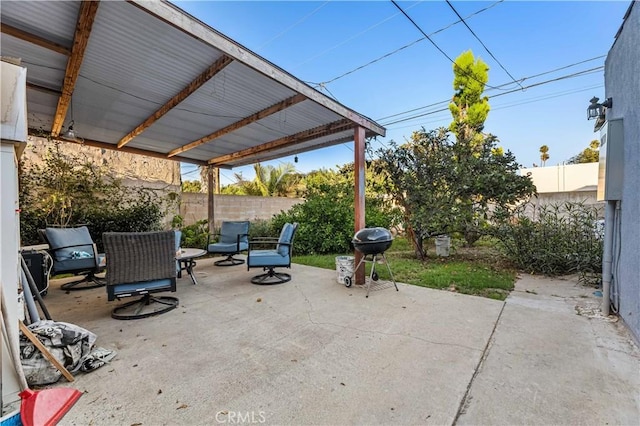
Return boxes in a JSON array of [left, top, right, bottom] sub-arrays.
[[458, 274, 639, 425], [34, 262, 639, 425]]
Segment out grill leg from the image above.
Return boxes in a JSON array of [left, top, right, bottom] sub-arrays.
[[381, 253, 399, 292], [366, 255, 377, 298]]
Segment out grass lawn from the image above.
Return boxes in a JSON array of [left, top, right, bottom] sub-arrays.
[[293, 237, 517, 300]]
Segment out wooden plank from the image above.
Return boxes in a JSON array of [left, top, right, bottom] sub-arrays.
[[128, 0, 386, 137], [117, 55, 233, 148], [50, 0, 100, 137], [167, 93, 307, 157], [230, 131, 377, 166], [208, 119, 353, 166], [1, 23, 71, 55], [28, 128, 208, 166], [19, 321, 75, 382]]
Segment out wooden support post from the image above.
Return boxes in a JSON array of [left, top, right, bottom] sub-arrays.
[[207, 165, 215, 234], [354, 126, 366, 285]]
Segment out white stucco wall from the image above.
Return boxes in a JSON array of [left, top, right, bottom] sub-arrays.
[[604, 1, 640, 342], [520, 163, 598, 193]]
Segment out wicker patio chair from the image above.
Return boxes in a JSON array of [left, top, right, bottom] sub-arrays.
[[103, 231, 178, 320]]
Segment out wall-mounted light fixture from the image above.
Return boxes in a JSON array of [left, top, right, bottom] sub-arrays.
[[587, 96, 612, 120], [587, 96, 612, 132]]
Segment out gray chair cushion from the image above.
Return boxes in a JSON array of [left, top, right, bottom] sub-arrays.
[[45, 226, 95, 262]]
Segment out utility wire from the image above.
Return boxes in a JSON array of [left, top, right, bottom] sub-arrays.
[[381, 66, 604, 126], [445, 0, 523, 90], [309, 0, 504, 87], [258, 1, 330, 50], [295, 1, 421, 68], [386, 83, 603, 132], [390, 0, 506, 91], [376, 56, 606, 123]]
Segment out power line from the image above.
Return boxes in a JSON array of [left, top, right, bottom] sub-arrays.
[[390, 0, 506, 91], [376, 56, 606, 123], [294, 1, 423, 69], [381, 66, 604, 126], [385, 83, 603, 132], [445, 0, 523, 90], [258, 1, 330, 51], [309, 0, 504, 87]]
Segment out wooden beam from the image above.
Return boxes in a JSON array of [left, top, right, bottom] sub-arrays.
[[354, 126, 366, 285], [117, 55, 233, 148], [167, 93, 306, 157], [238, 130, 378, 166], [129, 0, 386, 137], [50, 0, 100, 137], [207, 166, 215, 234], [1, 23, 71, 55], [208, 119, 352, 166], [28, 128, 207, 166]]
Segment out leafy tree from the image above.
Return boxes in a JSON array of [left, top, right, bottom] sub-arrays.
[[567, 140, 600, 164], [376, 50, 535, 255], [449, 50, 490, 151], [182, 179, 202, 193], [539, 145, 550, 166], [221, 163, 301, 197]]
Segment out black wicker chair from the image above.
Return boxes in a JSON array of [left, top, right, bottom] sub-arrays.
[[103, 231, 178, 320]]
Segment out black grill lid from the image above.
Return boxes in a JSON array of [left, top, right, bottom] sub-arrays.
[[353, 227, 393, 243]]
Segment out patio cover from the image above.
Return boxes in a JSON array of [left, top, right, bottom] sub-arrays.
[[0, 0, 385, 168]]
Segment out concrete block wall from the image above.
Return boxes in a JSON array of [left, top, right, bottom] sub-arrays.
[[180, 192, 302, 227]]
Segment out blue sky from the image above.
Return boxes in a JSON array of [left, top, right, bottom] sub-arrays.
[[174, 0, 630, 185]]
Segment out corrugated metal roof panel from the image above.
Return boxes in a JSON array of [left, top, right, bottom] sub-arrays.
[[1, 1, 77, 46], [0, 0, 384, 167], [1, 36, 67, 89]]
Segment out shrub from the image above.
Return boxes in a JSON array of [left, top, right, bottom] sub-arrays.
[[492, 202, 603, 282], [271, 182, 396, 255], [19, 141, 172, 248], [179, 219, 209, 249]]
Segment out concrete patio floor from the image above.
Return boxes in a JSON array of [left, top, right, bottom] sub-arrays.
[[40, 258, 638, 425]]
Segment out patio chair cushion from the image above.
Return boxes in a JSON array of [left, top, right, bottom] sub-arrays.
[[44, 226, 102, 274], [109, 278, 175, 298], [276, 223, 295, 256], [207, 221, 249, 253], [247, 250, 289, 267], [45, 226, 95, 262]]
